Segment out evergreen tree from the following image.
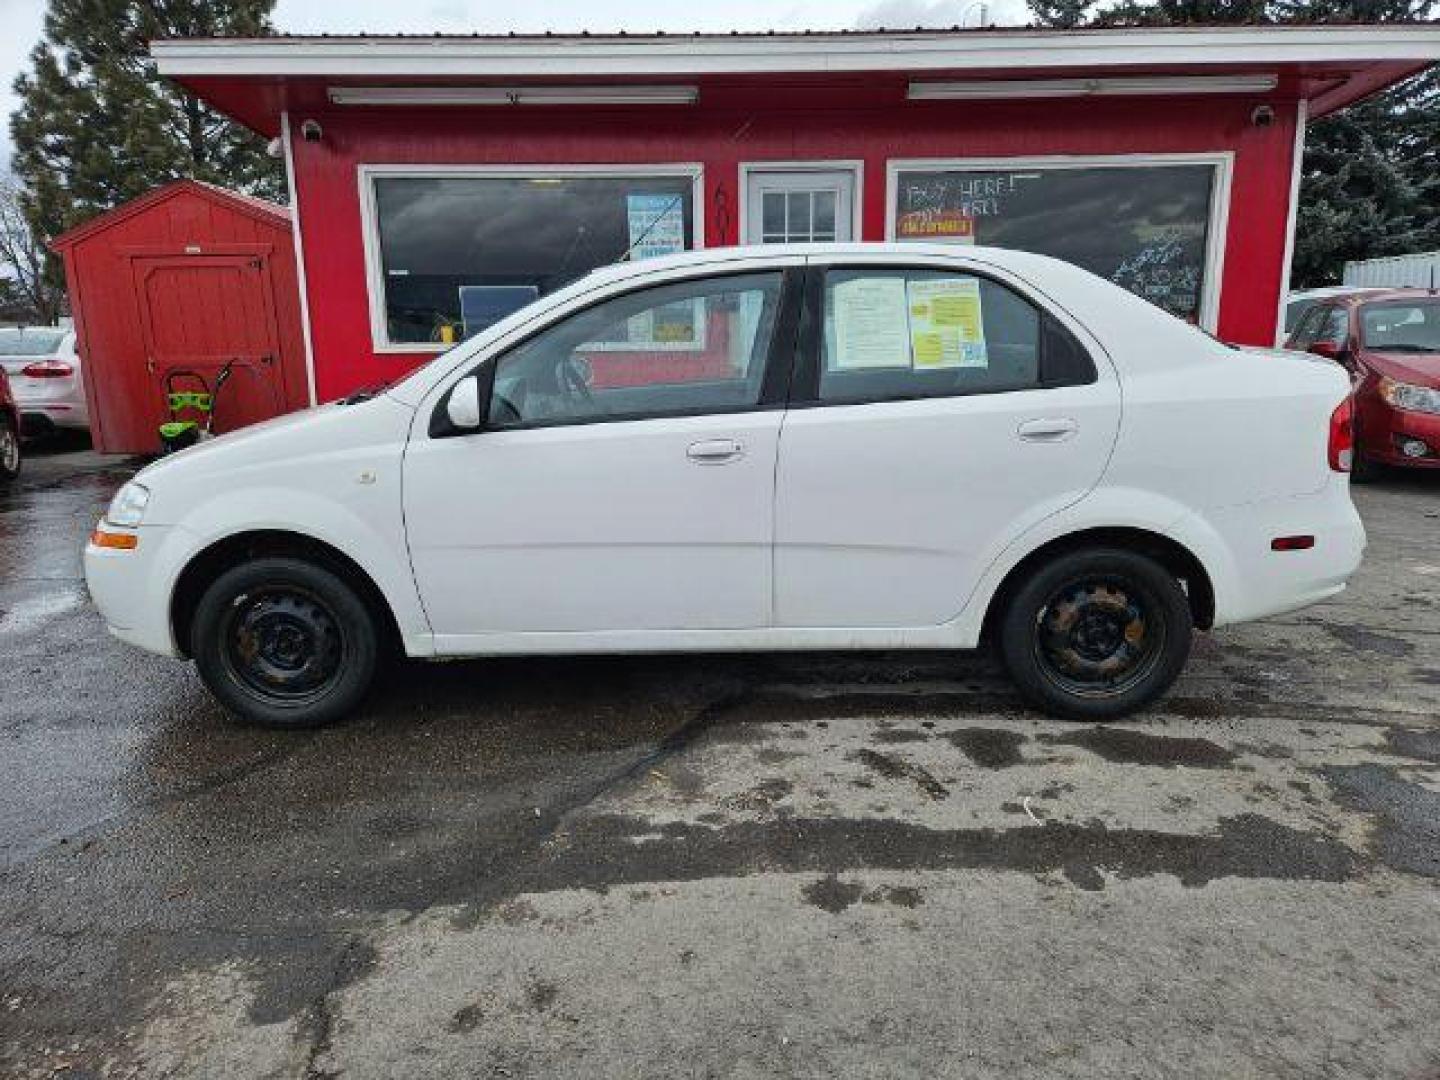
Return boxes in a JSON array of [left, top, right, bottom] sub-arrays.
[[1028, 0, 1440, 286], [9, 1, 282, 317], [1027, 0, 1096, 26]]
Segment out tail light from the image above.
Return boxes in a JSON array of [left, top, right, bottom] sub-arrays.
[[20, 360, 74, 378], [1328, 396, 1354, 473]]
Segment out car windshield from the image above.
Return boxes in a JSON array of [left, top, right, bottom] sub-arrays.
[[1360, 300, 1440, 352], [0, 329, 66, 356]]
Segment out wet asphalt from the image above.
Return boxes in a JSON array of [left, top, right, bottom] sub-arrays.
[[1, 447, 1439, 1079]]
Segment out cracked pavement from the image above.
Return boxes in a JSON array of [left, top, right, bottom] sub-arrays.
[[2, 449, 1439, 1079]]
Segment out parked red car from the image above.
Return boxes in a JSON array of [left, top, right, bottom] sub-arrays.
[[1287, 289, 1440, 477], [0, 365, 20, 483]]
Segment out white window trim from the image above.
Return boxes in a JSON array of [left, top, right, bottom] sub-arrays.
[[357, 162, 705, 354], [737, 160, 865, 246], [1275, 101, 1308, 346], [280, 113, 319, 404], [884, 152, 1234, 333]]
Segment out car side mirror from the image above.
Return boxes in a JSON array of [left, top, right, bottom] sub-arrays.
[[1308, 339, 1341, 359], [446, 375, 483, 430]]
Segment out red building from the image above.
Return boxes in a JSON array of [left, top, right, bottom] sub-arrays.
[[51, 180, 310, 452], [153, 25, 1440, 405]]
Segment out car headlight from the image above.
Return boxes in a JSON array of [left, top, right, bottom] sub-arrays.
[[1378, 376, 1440, 416], [106, 482, 151, 527]]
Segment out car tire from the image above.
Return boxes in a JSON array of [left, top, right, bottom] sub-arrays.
[[1349, 450, 1382, 483], [0, 418, 20, 482], [998, 547, 1193, 721], [191, 557, 379, 729]]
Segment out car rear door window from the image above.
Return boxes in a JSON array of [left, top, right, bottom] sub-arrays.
[[814, 268, 1093, 405], [487, 271, 785, 428]]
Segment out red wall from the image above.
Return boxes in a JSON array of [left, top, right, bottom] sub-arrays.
[[286, 89, 1301, 401]]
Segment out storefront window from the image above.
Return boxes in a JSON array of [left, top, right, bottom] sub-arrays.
[[891, 160, 1222, 325], [368, 171, 698, 347]]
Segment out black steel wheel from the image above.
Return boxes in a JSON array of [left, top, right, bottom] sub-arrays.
[[998, 548, 1192, 720], [192, 557, 379, 728], [0, 418, 20, 482]]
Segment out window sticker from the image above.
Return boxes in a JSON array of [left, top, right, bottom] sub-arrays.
[[831, 277, 911, 369], [906, 278, 988, 369], [626, 194, 686, 261]]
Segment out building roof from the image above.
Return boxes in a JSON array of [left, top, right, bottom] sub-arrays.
[[151, 24, 1440, 134], [50, 179, 289, 251]]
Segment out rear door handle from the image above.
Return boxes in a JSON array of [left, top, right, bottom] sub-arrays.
[[1017, 418, 1079, 443], [686, 438, 744, 465]]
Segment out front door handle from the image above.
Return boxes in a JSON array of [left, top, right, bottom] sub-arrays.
[[686, 438, 744, 465], [1017, 418, 1079, 443]]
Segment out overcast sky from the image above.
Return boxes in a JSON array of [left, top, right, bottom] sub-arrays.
[[0, 0, 1030, 172]]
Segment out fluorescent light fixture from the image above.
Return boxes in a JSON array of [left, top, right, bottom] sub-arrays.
[[328, 85, 698, 106], [908, 74, 1279, 100]]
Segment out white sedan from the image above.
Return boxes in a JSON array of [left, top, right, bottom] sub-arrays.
[[84, 244, 1364, 728], [0, 327, 89, 436]]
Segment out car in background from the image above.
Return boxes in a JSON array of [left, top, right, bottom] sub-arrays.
[[85, 244, 1363, 730], [0, 327, 88, 438], [1286, 289, 1440, 476], [0, 365, 20, 483], [1283, 287, 1386, 337]]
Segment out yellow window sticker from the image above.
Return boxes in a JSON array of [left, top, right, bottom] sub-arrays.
[[906, 278, 988, 369]]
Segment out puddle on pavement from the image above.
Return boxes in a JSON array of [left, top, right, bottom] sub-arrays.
[[943, 727, 1027, 769], [1039, 726, 1236, 769]]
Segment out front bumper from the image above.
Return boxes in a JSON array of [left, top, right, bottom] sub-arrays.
[[84, 523, 184, 657], [1357, 396, 1440, 468]]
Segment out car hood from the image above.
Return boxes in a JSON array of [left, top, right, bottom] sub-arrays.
[[133, 394, 416, 508], [1362, 350, 1440, 387]]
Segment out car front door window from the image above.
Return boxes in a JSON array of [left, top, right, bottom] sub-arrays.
[[488, 272, 784, 428]]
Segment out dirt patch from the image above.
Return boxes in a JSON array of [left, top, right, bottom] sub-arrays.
[[872, 728, 932, 745], [848, 749, 949, 799], [1324, 624, 1416, 658], [1384, 727, 1440, 764], [801, 875, 865, 914]]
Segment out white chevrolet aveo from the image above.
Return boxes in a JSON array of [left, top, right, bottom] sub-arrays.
[[85, 245, 1365, 728]]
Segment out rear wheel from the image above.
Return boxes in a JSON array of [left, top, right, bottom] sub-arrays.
[[0, 418, 20, 482], [192, 557, 378, 728], [998, 547, 1192, 720]]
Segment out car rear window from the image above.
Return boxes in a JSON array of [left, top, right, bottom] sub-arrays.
[[0, 330, 66, 356]]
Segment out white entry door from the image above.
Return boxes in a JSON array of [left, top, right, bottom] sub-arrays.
[[744, 167, 857, 245]]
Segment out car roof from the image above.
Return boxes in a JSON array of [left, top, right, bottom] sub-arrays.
[[1335, 288, 1440, 306], [581, 241, 1074, 284], [1287, 286, 1386, 303]]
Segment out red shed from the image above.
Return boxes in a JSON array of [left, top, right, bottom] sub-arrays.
[[52, 179, 310, 454], [149, 26, 1440, 403]]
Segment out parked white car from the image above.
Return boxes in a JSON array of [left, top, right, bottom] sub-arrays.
[[0, 327, 89, 436], [85, 244, 1365, 728]]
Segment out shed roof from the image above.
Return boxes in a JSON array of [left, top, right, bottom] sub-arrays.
[[50, 179, 289, 251]]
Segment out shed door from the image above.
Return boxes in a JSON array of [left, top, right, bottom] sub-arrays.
[[132, 255, 285, 435]]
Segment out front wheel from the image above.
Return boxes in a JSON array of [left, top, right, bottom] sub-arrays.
[[997, 548, 1193, 720], [192, 557, 379, 728], [0, 418, 20, 482]]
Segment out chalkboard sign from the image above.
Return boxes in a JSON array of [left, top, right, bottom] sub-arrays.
[[894, 164, 1218, 323]]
